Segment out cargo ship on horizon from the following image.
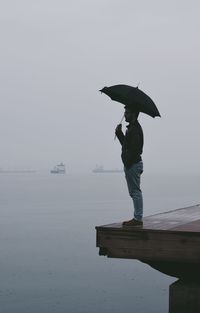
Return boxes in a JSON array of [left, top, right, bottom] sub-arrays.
[[92, 165, 123, 173], [50, 163, 66, 174]]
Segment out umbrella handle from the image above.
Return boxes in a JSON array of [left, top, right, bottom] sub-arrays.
[[114, 114, 124, 140]]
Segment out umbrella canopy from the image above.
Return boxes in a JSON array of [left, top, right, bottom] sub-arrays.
[[100, 84, 161, 118]]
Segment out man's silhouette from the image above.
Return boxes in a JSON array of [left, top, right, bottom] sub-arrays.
[[115, 105, 144, 226]]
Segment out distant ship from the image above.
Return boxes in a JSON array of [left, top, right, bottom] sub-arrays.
[[92, 165, 123, 173], [50, 163, 66, 174]]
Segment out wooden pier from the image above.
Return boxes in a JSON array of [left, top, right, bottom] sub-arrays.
[[96, 205, 200, 277]]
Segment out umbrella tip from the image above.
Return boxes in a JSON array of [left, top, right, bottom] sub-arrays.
[[154, 113, 161, 118], [99, 87, 107, 93], [136, 82, 140, 89]]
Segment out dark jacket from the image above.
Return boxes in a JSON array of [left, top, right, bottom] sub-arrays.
[[116, 120, 143, 168]]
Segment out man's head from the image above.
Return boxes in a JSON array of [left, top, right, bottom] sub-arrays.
[[124, 105, 139, 123]]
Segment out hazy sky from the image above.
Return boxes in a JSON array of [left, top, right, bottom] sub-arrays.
[[1, 0, 200, 173]]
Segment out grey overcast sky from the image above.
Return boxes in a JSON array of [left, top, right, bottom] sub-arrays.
[[0, 0, 200, 173]]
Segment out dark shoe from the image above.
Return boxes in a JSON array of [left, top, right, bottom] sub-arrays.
[[122, 218, 143, 227]]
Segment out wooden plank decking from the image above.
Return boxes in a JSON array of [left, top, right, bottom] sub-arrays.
[[96, 205, 200, 264]]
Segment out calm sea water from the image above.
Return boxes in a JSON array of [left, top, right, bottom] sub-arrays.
[[0, 172, 199, 313]]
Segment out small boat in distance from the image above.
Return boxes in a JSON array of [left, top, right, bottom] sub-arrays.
[[50, 163, 66, 174], [92, 165, 123, 173]]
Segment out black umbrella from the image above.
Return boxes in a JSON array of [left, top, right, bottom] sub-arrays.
[[100, 84, 160, 118]]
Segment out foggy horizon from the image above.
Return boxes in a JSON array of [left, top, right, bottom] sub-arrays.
[[1, 0, 200, 174]]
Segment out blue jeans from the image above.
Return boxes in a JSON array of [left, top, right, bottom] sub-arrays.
[[124, 161, 143, 221]]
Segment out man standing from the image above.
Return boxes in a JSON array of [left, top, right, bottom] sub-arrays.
[[115, 105, 144, 226]]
